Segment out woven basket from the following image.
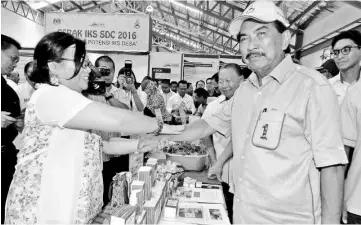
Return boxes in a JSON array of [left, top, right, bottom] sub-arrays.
[[165, 152, 208, 171]]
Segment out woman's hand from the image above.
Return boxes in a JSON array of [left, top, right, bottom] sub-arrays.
[[137, 135, 162, 153]]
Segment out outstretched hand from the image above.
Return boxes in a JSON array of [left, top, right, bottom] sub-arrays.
[[137, 135, 162, 153]]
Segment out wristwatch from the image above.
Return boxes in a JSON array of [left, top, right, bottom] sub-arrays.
[[105, 94, 114, 101]]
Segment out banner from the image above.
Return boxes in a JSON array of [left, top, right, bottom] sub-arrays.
[[149, 52, 182, 81], [183, 54, 219, 86], [219, 55, 246, 68], [45, 12, 151, 52]]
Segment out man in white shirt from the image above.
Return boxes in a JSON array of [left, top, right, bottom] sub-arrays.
[[160, 79, 175, 106], [15, 61, 35, 110], [203, 64, 252, 223], [341, 79, 361, 224], [329, 30, 361, 104], [167, 80, 196, 115]]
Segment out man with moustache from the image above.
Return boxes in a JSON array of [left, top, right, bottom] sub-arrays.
[[141, 2, 348, 223]]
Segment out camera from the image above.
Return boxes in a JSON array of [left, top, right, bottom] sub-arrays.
[[99, 67, 111, 77], [86, 69, 106, 95], [124, 60, 133, 84]]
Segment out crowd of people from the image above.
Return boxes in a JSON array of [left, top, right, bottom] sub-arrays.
[[1, 1, 361, 224]]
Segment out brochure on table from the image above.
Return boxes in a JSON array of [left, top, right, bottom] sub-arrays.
[[161, 202, 230, 225]]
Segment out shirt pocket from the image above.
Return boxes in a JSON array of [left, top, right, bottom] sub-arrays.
[[252, 109, 286, 150]]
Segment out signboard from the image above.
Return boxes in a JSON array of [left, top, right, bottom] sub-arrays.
[[219, 55, 246, 68], [149, 52, 182, 81], [183, 54, 219, 86], [45, 12, 151, 52]]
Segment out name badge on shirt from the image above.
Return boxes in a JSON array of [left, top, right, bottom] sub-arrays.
[[252, 108, 286, 150]]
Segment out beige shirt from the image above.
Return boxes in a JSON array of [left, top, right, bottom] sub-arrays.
[[202, 95, 233, 191], [161, 91, 175, 106], [204, 55, 348, 224], [341, 79, 361, 216], [329, 73, 358, 105], [166, 93, 196, 114]]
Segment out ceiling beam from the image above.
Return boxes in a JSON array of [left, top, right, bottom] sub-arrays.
[[172, 0, 231, 24], [157, 5, 235, 41], [123, 4, 235, 53], [344, 1, 361, 10], [153, 33, 197, 52], [69, 1, 83, 11], [218, 1, 244, 13], [82, 1, 109, 13], [288, 1, 319, 28], [65, 1, 95, 12]]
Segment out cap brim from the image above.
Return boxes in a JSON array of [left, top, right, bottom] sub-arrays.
[[228, 15, 289, 36]]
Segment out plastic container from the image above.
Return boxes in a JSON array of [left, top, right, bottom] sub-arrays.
[[165, 152, 209, 171]]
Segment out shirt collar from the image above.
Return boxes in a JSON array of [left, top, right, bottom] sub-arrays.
[[218, 95, 227, 103], [248, 55, 297, 87]]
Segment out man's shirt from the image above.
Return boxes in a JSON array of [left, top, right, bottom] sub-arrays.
[[203, 55, 348, 223], [166, 93, 196, 114], [161, 91, 175, 107], [3, 75, 18, 91], [202, 95, 233, 190], [341, 79, 361, 216], [329, 72, 360, 104]]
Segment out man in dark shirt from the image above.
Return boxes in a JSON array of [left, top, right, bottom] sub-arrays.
[[1, 34, 21, 223]]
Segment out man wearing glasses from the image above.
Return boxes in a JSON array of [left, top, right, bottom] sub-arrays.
[[329, 30, 361, 104]]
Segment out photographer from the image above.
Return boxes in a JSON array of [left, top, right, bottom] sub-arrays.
[[116, 67, 147, 112], [84, 55, 130, 206], [85, 56, 129, 110]]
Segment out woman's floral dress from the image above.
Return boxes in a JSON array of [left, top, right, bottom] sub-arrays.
[[5, 101, 104, 224]]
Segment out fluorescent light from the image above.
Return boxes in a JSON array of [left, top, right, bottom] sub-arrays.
[[168, 0, 202, 14]]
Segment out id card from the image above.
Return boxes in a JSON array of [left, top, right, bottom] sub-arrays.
[[252, 109, 286, 150]]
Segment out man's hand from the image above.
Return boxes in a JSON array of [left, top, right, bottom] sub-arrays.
[[138, 135, 163, 153], [207, 162, 223, 182], [15, 118, 24, 132], [1, 111, 16, 128]]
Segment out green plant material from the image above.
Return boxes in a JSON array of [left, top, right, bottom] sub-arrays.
[[162, 141, 207, 156]]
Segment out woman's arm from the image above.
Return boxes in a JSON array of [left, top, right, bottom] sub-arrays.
[[132, 91, 145, 111], [103, 138, 139, 155], [64, 102, 158, 134], [104, 136, 161, 155]]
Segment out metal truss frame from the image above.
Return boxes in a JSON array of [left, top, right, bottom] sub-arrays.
[[1, 0, 44, 25]]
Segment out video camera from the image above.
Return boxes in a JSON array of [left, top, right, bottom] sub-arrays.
[[86, 62, 107, 95]]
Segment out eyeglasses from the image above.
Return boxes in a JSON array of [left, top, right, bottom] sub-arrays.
[[330, 46, 361, 58]]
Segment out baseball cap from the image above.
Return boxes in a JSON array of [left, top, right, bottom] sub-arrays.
[[228, 1, 290, 36]]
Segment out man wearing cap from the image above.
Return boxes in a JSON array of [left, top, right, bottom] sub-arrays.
[[141, 1, 348, 223], [316, 58, 339, 79]]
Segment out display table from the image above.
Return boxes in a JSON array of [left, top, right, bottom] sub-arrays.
[[181, 171, 221, 185], [158, 170, 230, 225], [92, 158, 230, 224]]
